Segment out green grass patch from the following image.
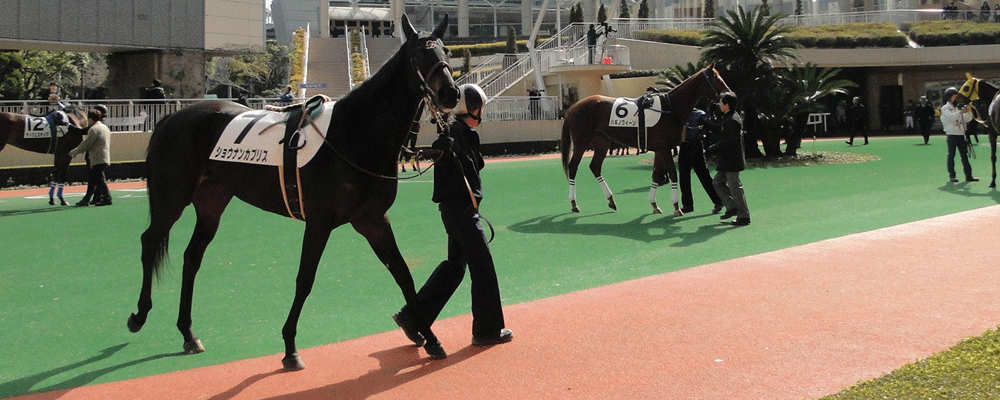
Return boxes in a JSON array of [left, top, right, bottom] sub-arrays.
[[822, 325, 1000, 399]]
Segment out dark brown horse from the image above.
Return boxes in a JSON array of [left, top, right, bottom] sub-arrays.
[[561, 66, 730, 214], [959, 73, 1000, 188], [126, 14, 460, 371], [0, 107, 88, 204]]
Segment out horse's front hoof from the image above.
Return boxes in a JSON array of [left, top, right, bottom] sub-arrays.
[[48, 199, 55, 206], [183, 339, 205, 354], [425, 341, 447, 360], [282, 353, 306, 371], [60, 199, 68, 206], [126, 313, 144, 333], [652, 207, 663, 214], [991, 181, 997, 189], [672, 209, 683, 217], [570, 200, 580, 213], [571, 207, 580, 213], [608, 198, 618, 211]]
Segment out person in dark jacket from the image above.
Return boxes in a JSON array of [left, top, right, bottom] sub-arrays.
[[704, 92, 750, 226], [679, 106, 723, 214], [392, 83, 513, 348], [846, 96, 868, 146], [915, 96, 935, 145]]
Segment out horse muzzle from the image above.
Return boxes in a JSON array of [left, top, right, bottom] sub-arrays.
[[437, 85, 459, 112]]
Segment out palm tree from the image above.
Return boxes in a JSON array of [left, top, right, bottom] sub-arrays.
[[757, 64, 857, 156], [700, 6, 799, 158]]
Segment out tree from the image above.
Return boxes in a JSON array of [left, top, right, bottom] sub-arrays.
[[619, 0, 630, 18], [700, 6, 799, 158], [795, 0, 803, 16], [223, 41, 291, 97], [505, 26, 517, 53], [754, 64, 856, 156], [638, 0, 650, 18], [0, 50, 100, 100], [655, 61, 709, 90], [571, 4, 583, 23], [598, 3, 608, 23], [760, 0, 771, 16], [704, 0, 716, 19]]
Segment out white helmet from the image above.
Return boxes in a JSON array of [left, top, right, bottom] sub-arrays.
[[453, 84, 487, 117]]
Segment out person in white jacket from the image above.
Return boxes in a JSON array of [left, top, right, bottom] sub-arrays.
[[940, 86, 978, 183]]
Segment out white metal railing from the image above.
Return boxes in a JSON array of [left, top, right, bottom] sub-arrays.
[[613, 10, 944, 34], [539, 45, 630, 72], [359, 26, 371, 80], [345, 31, 356, 90], [0, 98, 324, 133], [482, 96, 560, 121]]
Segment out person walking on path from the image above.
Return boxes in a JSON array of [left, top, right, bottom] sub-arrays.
[[704, 92, 751, 226], [679, 107, 723, 214], [391, 84, 513, 348], [846, 96, 868, 146], [940, 87, 978, 183]]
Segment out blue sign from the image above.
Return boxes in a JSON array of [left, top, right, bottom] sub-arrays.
[[299, 83, 328, 89]]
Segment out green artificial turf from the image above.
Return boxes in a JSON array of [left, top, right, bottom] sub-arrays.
[[1, 136, 998, 398]]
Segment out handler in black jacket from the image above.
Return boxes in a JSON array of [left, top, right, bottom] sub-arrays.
[[704, 92, 751, 226], [392, 84, 513, 348]]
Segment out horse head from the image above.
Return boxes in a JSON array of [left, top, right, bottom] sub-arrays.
[[400, 14, 459, 114], [959, 73, 999, 128], [701, 64, 732, 100]]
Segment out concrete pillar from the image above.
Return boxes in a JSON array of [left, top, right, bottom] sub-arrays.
[[106, 50, 206, 99], [584, 0, 598, 21], [522, 0, 532, 35], [459, 0, 469, 37], [318, 0, 329, 38]]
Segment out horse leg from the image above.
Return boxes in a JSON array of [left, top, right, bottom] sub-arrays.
[[589, 140, 617, 211], [567, 146, 587, 213], [648, 152, 680, 216], [175, 181, 233, 355], [352, 217, 446, 360], [280, 220, 338, 371], [991, 131, 998, 188], [128, 187, 193, 334], [663, 152, 682, 216]]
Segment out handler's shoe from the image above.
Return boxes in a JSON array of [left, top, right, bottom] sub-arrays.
[[966, 177, 980, 182], [472, 329, 513, 347], [949, 177, 959, 183], [720, 209, 738, 220], [711, 203, 724, 214], [391, 311, 425, 347]]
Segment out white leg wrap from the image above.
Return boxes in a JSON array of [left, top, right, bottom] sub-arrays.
[[597, 176, 613, 199], [648, 182, 658, 204], [568, 179, 577, 202], [671, 182, 679, 204]]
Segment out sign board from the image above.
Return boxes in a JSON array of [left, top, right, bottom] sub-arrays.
[[299, 83, 328, 89]]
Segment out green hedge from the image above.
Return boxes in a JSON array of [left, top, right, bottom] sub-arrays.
[[908, 20, 1000, 46], [633, 22, 909, 48]]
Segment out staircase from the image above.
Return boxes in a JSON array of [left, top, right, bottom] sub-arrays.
[[304, 37, 352, 98], [365, 37, 400, 72]]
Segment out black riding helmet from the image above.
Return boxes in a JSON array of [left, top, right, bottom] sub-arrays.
[[453, 84, 486, 117], [93, 104, 109, 117], [944, 87, 959, 99]]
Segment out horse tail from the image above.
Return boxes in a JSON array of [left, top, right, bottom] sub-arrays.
[[560, 110, 573, 180]]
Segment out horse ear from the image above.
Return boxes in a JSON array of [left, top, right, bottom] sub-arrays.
[[401, 14, 417, 42], [432, 14, 449, 39]]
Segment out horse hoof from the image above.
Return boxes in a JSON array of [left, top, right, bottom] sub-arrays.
[[126, 313, 144, 333], [48, 199, 55, 205], [571, 206, 580, 213], [60, 199, 68, 206], [183, 339, 205, 354], [672, 210, 683, 217], [991, 182, 997, 189], [425, 341, 447, 360], [608, 199, 618, 211], [652, 207, 663, 214], [282, 353, 306, 371]]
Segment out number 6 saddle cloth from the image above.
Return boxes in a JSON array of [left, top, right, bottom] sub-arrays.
[[210, 96, 335, 221]]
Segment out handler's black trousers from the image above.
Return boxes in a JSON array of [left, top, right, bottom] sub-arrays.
[[402, 200, 505, 338], [679, 141, 721, 210]]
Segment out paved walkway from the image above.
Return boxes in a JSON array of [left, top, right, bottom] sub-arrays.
[[9, 205, 1000, 399]]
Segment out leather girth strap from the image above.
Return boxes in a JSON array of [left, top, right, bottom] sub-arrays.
[[278, 107, 308, 221]]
